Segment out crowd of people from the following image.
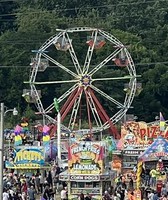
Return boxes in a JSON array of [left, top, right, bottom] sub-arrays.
[[3, 163, 66, 200], [4, 165, 168, 200], [101, 169, 168, 200]]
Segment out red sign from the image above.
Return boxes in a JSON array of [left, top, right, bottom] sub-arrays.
[[140, 126, 168, 139]]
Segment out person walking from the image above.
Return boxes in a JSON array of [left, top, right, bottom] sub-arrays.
[[78, 193, 85, 200], [27, 186, 36, 200], [42, 185, 50, 200], [148, 190, 154, 200], [150, 168, 157, 188], [60, 187, 68, 200], [3, 188, 9, 200]]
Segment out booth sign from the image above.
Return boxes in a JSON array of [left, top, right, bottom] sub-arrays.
[[5, 146, 45, 169], [68, 142, 104, 174], [70, 175, 100, 181]]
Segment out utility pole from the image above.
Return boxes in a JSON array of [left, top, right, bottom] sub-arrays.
[[0, 103, 18, 199], [0, 103, 4, 200]]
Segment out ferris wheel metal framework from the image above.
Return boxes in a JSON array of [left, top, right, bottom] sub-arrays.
[[26, 27, 140, 139]]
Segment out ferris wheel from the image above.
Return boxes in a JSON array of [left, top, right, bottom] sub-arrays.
[[25, 27, 139, 139]]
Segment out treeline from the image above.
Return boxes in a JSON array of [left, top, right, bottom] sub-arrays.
[[0, 0, 168, 123]]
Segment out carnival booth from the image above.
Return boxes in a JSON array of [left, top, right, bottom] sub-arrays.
[[59, 141, 117, 200], [137, 136, 168, 190], [5, 146, 51, 176], [112, 119, 168, 182]]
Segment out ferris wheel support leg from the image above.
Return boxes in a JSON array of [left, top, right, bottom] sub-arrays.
[[84, 90, 92, 133], [61, 87, 83, 121], [60, 88, 78, 115], [88, 88, 120, 139]]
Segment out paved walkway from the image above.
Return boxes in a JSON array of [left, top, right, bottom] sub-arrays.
[[36, 193, 60, 200]]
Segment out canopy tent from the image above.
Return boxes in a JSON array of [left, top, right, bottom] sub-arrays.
[[138, 136, 168, 162]]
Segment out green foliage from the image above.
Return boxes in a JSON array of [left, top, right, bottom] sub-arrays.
[[0, 1, 18, 32], [1, 0, 168, 125]]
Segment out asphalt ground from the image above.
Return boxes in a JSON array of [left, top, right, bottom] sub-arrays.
[[37, 193, 60, 200]]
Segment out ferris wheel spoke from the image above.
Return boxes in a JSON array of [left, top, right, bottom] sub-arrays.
[[98, 29, 122, 47], [83, 30, 98, 74], [85, 90, 103, 128], [65, 32, 82, 75], [90, 84, 124, 108], [44, 83, 79, 113], [44, 114, 71, 132], [68, 92, 82, 130], [42, 53, 78, 78], [103, 109, 126, 129], [87, 87, 118, 136], [25, 80, 78, 85], [88, 48, 122, 76], [61, 87, 83, 121], [39, 32, 63, 52], [58, 84, 80, 103], [92, 75, 139, 82], [30, 84, 45, 113], [84, 90, 93, 131]]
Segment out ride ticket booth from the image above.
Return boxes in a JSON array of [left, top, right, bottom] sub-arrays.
[[59, 141, 116, 200]]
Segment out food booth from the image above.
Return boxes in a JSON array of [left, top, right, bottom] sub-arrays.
[[112, 121, 168, 181], [59, 141, 116, 200]]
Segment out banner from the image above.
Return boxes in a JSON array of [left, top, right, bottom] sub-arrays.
[[121, 121, 168, 149], [68, 142, 104, 174], [139, 136, 168, 161], [6, 146, 45, 169]]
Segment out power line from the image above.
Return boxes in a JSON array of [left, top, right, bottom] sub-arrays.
[[0, 0, 168, 17], [0, 0, 17, 2], [1, 61, 168, 68], [0, 37, 166, 45]]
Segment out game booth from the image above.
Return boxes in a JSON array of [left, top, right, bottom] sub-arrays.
[[137, 136, 168, 195], [59, 141, 117, 200], [5, 146, 51, 176]]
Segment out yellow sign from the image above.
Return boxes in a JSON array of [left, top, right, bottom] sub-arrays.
[[68, 142, 104, 174], [14, 150, 43, 162], [6, 147, 45, 169]]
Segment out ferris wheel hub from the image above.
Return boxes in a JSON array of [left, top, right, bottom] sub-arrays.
[[80, 75, 91, 87]]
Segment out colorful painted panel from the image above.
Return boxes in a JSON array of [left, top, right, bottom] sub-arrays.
[[139, 136, 168, 161], [68, 142, 104, 174], [121, 121, 168, 149], [6, 146, 45, 169]]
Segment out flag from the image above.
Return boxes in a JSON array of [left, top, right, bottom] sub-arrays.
[[160, 112, 165, 131], [42, 125, 50, 146], [14, 125, 23, 146], [54, 98, 59, 112]]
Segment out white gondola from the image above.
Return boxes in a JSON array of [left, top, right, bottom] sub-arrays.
[[30, 58, 49, 72], [22, 89, 41, 103], [53, 36, 71, 51]]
